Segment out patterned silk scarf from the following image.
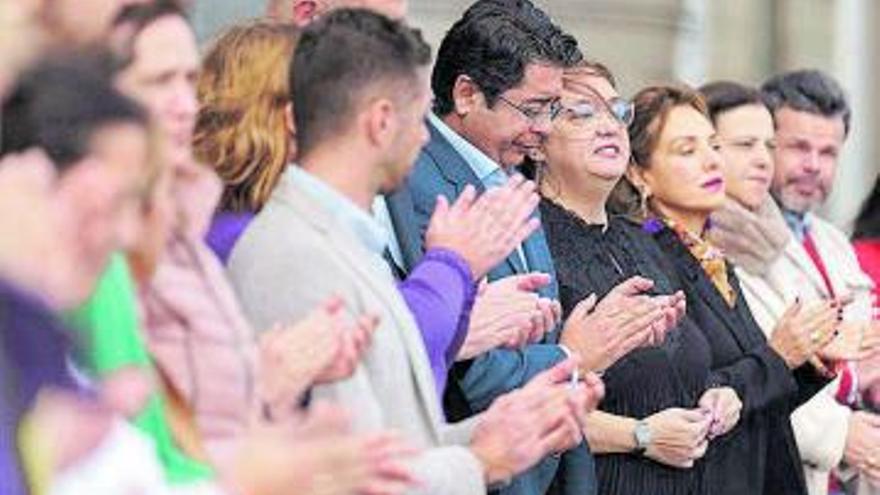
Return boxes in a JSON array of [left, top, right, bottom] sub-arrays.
[[647, 217, 737, 307]]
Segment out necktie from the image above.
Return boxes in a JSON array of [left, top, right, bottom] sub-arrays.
[[802, 230, 836, 297]]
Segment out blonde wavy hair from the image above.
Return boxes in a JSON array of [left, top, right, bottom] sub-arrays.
[[194, 19, 299, 212]]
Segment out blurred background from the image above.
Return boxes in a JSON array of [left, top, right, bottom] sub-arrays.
[[191, 0, 879, 230]]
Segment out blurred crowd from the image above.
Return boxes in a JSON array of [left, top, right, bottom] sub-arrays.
[[1, 1, 880, 495]]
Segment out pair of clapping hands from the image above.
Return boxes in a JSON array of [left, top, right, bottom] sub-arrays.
[[423, 173, 690, 365]]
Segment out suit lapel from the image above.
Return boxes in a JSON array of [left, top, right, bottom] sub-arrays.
[[278, 178, 445, 430], [423, 119, 525, 277], [522, 226, 558, 300], [423, 121, 485, 195], [782, 238, 832, 298], [657, 229, 755, 352]]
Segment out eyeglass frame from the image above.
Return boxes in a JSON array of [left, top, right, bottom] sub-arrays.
[[495, 94, 564, 125], [559, 97, 635, 127]]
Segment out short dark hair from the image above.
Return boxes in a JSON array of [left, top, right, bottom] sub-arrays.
[[1, 51, 148, 172], [432, 0, 582, 116], [291, 8, 431, 157], [699, 80, 769, 125], [761, 69, 851, 136]]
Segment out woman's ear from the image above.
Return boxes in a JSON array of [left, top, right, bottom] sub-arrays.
[[625, 165, 650, 197]]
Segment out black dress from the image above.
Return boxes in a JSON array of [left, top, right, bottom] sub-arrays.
[[540, 199, 713, 495], [650, 225, 829, 495]]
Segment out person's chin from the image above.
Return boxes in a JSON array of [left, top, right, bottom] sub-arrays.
[[586, 161, 626, 181], [779, 192, 813, 214], [737, 185, 770, 210], [502, 148, 531, 168], [703, 190, 727, 211]]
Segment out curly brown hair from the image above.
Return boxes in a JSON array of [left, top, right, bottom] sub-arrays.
[[193, 19, 299, 212]]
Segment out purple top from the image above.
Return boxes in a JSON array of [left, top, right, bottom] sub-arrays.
[[399, 248, 477, 399], [206, 211, 255, 264], [0, 279, 81, 495], [207, 211, 476, 401]]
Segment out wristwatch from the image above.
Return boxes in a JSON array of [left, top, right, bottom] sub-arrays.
[[633, 419, 652, 455]]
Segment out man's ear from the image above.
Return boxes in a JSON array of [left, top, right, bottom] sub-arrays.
[[365, 98, 396, 149], [291, 0, 320, 27], [451, 75, 482, 118]]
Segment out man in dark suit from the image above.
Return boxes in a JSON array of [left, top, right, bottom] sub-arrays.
[[383, 1, 674, 493]]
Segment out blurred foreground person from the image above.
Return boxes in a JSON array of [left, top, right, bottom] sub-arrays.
[[110, 3, 418, 494]]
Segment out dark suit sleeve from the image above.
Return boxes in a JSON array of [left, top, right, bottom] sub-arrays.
[[790, 364, 832, 409], [555, 442, 598, 495], [459, 345, 568, 411], [708, 342, 799, 416]]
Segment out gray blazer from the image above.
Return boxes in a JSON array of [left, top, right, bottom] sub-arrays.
[[227, 169, 484, 495]]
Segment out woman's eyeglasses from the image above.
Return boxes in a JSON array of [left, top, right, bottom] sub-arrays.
[[561, 98, 634, 127]]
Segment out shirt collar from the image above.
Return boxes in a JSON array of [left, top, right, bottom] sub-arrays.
[[286, 165, 388, 256], [429, 113, 503, 185], [781, 208, 812, 242]]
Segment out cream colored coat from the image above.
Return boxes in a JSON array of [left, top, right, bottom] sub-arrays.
[[712, 199, 875, 495]]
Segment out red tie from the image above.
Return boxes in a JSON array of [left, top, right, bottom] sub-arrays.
[[804, 230, 849, 494], [802, 230, 836, 298]]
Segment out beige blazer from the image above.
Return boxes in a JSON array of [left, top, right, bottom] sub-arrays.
[[226, 170, 485, 495], [736, 214, 875, 495]]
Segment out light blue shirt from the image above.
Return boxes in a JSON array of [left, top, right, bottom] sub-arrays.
[[287, 165, 388, 257], [429, 113, 506, 185], [372, 195, 405, 268], [781, 208, 812, 242]]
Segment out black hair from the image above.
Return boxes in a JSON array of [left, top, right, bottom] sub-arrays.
[[761, 69, 851, 136], [1, 51, 148, 172], [431, 0, 582, 116], [854, 177, 880, 240], [291, 8, 431, 158], [699, 80, 770, 125]]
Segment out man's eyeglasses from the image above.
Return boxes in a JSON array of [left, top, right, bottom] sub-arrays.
[[496, 95, 563, 125], [561, 97, 635, 127]]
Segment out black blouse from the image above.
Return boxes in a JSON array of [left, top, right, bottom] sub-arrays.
[[541, 198, 714, 495]]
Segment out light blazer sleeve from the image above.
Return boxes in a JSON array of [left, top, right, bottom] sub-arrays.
[[227, 210, 486, 495]]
